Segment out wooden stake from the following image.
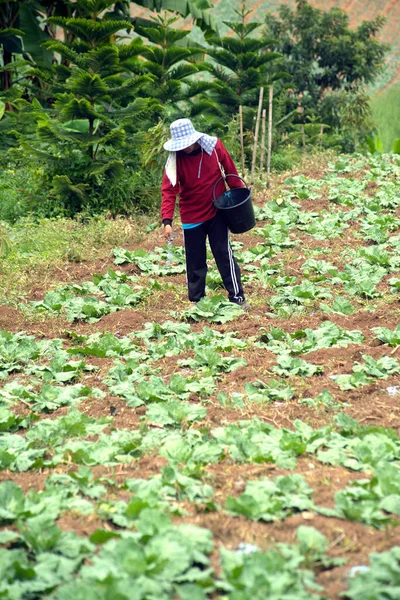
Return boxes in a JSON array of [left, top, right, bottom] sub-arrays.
[[266, 84, 274, 188], [251, 86, 264, 184], [260, 108, 266, 172], [239, 105, 245, 176]]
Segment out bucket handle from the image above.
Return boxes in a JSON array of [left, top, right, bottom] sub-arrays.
[[212, 174, 250, 203]]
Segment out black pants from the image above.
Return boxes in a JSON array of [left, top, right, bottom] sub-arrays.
[[183, 212, 245, 304]]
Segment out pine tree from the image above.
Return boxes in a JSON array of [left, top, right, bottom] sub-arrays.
[[17, 0, 159, 214], [205, 5, 281, 120], [136, 13, 213, 108], [110, 0, 217, 35]]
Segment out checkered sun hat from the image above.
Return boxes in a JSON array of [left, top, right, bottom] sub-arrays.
[[163, 118, 203, 152]]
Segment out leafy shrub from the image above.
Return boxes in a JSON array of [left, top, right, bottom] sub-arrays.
[[81, 160, 162, 217], [270, 148, 300, 172], [0, 166, 50, 223], [2, 154, 162, 222]]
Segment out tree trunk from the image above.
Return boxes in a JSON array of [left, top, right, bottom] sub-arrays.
[[239, 105, 245, 176], [260, 108, 266, 172], [266, 85, 274, 188], [89, 116, 94, 159], [251, 86, 264, 184], [2, 46, 15, 111], [2, 46, 12, 92]]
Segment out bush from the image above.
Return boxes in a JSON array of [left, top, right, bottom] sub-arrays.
[[0, 166, 50, 224], [0, 153, 162, 224], [270, 148, 300, 172], [93, 168, 161, 216]]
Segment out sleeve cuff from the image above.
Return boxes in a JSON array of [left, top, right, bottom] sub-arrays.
[[162, 219, 173, 226]]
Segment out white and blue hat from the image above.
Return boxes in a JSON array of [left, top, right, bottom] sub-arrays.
[[164, 118, 204, 152], [164, 118, 218, 185]]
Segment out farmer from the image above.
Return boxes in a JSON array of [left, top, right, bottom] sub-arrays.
[[161, 118, 248, 309]]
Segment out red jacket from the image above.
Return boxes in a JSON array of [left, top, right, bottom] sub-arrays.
[[161, 139, 243, 225]]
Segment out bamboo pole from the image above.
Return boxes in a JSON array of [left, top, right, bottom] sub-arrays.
[[260, 108, 266, 172], [266, 84, 274, 188], [239, 105, 245, 176], [250, 86, 264, 184]]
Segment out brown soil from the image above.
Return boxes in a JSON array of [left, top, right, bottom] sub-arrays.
[[2, 163, 400, 599]]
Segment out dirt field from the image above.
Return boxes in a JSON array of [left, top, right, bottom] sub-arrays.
[[1, 154, 399, 598]]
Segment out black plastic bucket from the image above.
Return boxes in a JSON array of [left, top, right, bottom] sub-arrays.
[[213, 175, 256, 234]]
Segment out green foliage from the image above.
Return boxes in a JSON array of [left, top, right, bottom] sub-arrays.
[[0, 1, 42, 95], [271, 354, 324, 377], [242, 378, 295, 403], [0, 513, 93, 598], [320, 298, 355, 315], [31, 270, 153, 322], [146, 400, 207, 426], [0, 408, 112, 472], [67, 331, 143, 359], [0, 215, 146, 304], [56, 517, 215, 599], [219, 544, 322, 600], [265, 1, 387, 97], [371, 85, 400, 154], [269, 147, 299, 172], [0, 381, 103, 412], [2, 145, 400, 600], [205, 5, 282, 121], [181, 294, 244, 323], [179, 346, 246, 377], [113, 245, 186, 275], [220, 524, 345, 599], [316, 413, 400, 471], [333, 463, 400, 528], [0, 475, 215, 598], [0, 166, 49, 223], [26, 350, 98, 383], [0, 0, 393, 217], [338, 85, 374, 151], [125, 465, 214, 506], [106, 368, 215, 408], [333, 355, 400, 391], [121, 0, 217, 33], [258, 321, 364, 355], [264, 0, 387, 152], [211, 419, 312, 469], [300, 390, 343, 412], [12, 1, 158, 216], [136, 13, 211, 106], [269, 281, 332, 314], [226, 474, 315, 521], [343, 546, 400, 599], [0, 331, 60, 379], [372, 325, 400, 347], [0, 406, 27, 433]]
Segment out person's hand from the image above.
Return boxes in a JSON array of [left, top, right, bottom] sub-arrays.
[[164, 224, 173, 240]]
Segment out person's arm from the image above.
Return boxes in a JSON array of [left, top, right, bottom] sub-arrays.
[[161, 171, 179, 238], [217, 140, 245, 189]]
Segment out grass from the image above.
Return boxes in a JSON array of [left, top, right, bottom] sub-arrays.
[[0, 215, 152, 305], [370, 85, 400, 153]]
